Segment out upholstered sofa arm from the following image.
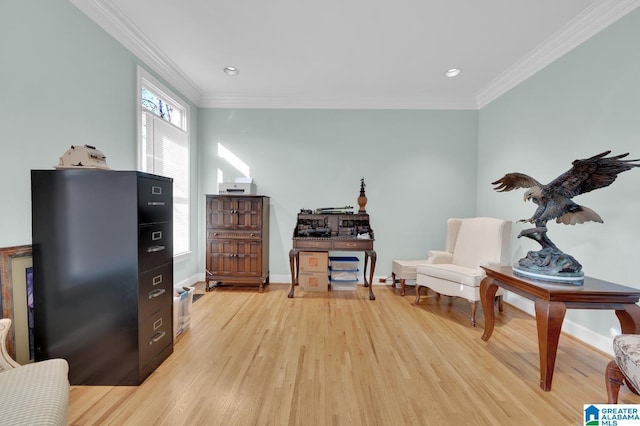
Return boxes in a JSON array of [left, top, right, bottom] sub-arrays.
[[426, 250, 453, 264]]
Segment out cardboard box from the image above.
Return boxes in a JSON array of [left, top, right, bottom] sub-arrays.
[[299, 251, 328, 272], [299, 271, 328, 292]]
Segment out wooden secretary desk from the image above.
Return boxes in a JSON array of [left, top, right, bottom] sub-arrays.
[[288, 211, 376, 300]]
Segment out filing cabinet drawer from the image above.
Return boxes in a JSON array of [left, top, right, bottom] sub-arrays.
[[139, 306, 172, 367], [138, 177, 172, 224], [139, 223, 173, 271], [139, 263, 173, 319]]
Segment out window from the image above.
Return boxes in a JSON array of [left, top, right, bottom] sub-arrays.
[[137, 67, 190, 258]]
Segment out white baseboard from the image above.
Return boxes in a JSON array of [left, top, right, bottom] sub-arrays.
[[504, 293, 614, 356], [250, 274, 390, 285], [175, 273, 202, 289]]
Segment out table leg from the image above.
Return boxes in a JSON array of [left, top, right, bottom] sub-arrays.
[[366, 250, 376, 301], [480, 277, 499, 341], [288, 249, 298, 298], [615, 303, 640, 334], [534, 298, 566, 391], [363, 253, 370, 287]]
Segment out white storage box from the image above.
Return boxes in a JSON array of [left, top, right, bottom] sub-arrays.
[[173, 286, 195, 338], [330, 279, 358, 291], [329, 269, 359, 281]]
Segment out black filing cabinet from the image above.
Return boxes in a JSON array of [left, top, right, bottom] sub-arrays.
[[31, 170, 174, 385]]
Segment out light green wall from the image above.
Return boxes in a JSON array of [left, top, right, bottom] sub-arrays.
[[0, 0, 200, 285], [198, 109, 479, 280], [4, 0, 638, 348], [477, 8, 640, 339]]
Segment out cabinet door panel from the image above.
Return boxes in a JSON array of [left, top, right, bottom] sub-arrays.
[[207, 197, 235, 228], [207, 240, 235, 275], [235, 198, 263, 229], [235, 241, 262, 276]]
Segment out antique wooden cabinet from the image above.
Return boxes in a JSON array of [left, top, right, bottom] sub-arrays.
[[205, 195, 270, 291], [31, 170, 174, 385]]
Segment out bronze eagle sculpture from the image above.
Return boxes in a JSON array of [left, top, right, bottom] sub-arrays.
[[492, 150, 639, 281]]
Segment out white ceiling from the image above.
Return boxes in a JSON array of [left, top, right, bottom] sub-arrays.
[[70, 0, 640, 109]]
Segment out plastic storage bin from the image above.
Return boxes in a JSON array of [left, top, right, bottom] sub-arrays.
[[329, 269, 359, 281], [173, 286, 195, 338], [329, 256, 359, 270], [330, 279, 358, 291]]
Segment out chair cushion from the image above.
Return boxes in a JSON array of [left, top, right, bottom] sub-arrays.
[[416, 263, 484, 287], [613, 334, 640, 390], [0, 358, 69, 426]]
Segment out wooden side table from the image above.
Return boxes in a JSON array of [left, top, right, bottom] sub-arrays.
[[479, 265, 640, 391]]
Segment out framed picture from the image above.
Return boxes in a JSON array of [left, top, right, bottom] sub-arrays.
[[0, 245, 33, 362]]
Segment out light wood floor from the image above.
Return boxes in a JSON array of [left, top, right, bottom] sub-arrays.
[[68, 283, 640, 425]]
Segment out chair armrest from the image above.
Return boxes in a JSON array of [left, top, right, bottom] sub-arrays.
[[426, 250, 453, 264], [0, 319, 21, 371]]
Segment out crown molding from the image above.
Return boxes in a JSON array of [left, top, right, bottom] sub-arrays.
[[199, 94, 478, 110], [70, 0, 640, 110], [476, 0, 640, 108], [68, 0, 202, 106]]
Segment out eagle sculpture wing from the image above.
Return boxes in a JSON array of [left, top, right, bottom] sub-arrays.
[[549, 150, 640, 198], [491, 151, 640, 227], [491, 173, 541, 192]]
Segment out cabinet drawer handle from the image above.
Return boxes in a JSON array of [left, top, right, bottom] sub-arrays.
[[345, 243, 357, 247], [152, 186, 162, 195], [147, 201, 165, 206], [149, 331, 166, 345], [153, 318, 163, 330], [152, 275, 163, 286], [149, 288, 166, 299], [152, 231, 162, 241], [147, 245, 166, 253]]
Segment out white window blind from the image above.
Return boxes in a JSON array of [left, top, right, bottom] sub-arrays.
[[138, 68, 190, 258]]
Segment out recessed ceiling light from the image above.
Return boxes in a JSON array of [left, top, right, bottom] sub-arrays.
[[224, 66, 239, 76], [445, 68, 461, 78]]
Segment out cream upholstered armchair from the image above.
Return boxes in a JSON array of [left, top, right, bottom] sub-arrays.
[[414, 217, 512, 326]]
